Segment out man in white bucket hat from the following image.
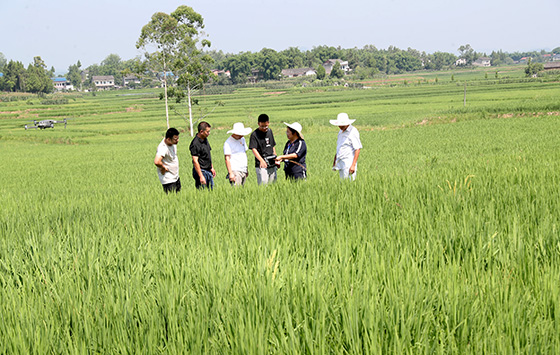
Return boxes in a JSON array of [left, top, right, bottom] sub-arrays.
[[330, 113, 362, 180], [224, 122, 252, 186]]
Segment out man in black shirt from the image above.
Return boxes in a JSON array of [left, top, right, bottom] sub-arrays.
[[249, 114, 277, 185], [190, 121, 216, 189]]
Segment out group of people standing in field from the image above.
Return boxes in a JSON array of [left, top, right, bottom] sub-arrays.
[[154, 112, 362, 193]]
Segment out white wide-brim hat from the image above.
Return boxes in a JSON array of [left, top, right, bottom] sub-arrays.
[[284, 122, 304, 139], [227, 122, 252, 136], [329, 112, 355, 126]]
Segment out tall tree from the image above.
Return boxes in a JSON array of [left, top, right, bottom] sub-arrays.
[[255, 48, 285, 81], [67, 61, 82, 89], [525, 58, 543, 77], [223, 52, 252, 84], [25, 56, 53, 93], [137, 5, 210, 132], [3, 60, 26, 92], [100, 54, 124, 83], [316, 64, 326, 80], [330, 61, 344, 78], [458, 44, 475, 64], [0, 52, 7, 71]]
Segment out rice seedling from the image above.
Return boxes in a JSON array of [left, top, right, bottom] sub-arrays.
[[0, 79, 559, 352]]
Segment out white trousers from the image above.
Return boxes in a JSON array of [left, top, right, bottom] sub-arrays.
[[256, 167, 277, 185], [339, 169, 357, 181]]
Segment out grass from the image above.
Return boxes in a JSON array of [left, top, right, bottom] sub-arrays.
[[0, 72, 559, 353]]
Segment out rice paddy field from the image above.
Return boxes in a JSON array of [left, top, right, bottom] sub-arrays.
[[1, 67, 559, 353]]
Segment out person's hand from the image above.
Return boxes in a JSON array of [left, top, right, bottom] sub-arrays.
[[228, 173, 236, 183], [275, 155, 283, 162], [200, 175, 207, 185], [349, 165, 356, 175], [259, 160, 268, 169], [211, 168, 216, 177], [159, 166, 168, 174]]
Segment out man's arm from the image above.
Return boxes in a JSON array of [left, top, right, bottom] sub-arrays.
[[252, 148, 268, 169], [225, 155, 235, 182], [192, 156, 206, 185], [276, 153, 298, 161], [154, 155, 167, 175], [349, 149, 361, 175]]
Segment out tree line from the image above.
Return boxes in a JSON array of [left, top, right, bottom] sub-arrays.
[[1, 35, 559, 93], [0, 55, 55, 93]]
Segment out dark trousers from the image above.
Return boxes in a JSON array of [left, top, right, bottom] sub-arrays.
[[285, 170, 306, 181], [193, 168, 214, 190], [162, 178, 181, 193]]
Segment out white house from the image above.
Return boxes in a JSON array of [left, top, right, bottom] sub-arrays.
[[93, 75, 115, 90], [322, 59, 350, 75], [52, 77, 74, 91], [473, 57, 491, 67], [455, 58, 467, 66], [281, 68, 316, 78], [123, 75, 141, 87]]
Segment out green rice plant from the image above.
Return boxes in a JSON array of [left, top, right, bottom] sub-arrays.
[[0, 79, 559, 353]]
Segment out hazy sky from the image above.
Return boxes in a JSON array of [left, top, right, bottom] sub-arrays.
[[2, 0, 558, 73]]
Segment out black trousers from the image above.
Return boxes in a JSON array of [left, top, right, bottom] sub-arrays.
[[162, 178, 181, 193]]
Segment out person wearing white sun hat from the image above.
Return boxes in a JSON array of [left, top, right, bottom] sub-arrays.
[[330, 113, 362, 180], [224, 122, 252, 186], [275, 122, 307, 180]]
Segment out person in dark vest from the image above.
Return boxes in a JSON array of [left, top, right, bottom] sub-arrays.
[[275, 122, 307, 180]]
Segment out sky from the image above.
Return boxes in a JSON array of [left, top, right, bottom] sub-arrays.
[[1, 0, 559, 74]]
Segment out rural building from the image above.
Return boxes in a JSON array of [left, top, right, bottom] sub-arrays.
[[281, 68, 316, 78], [455, 58, 467, 66], [52, 77, 74, 91], [123, 75, 141, 87], [553, 54, 560, 61], [247, 68, 263, 83], [93, 75, 115, 90], [544, 62, 560, 70], [322, 59, 350, 75], [473, 57, 491, 67], [211, 69, 231, 78]]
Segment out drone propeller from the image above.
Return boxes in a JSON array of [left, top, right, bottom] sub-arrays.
[[24, 124, 38, 130]]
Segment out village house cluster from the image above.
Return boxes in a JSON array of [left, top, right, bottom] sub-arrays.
[[50, 73, 142, 92], [45, 53, 560, 92]]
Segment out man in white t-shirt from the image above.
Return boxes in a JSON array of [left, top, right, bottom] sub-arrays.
[[223, 122, 252, 186], [154, 127, 181, 193], [330, 113, 362, 181]]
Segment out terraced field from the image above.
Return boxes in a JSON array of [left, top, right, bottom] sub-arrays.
[[1, 74, 559, 352]]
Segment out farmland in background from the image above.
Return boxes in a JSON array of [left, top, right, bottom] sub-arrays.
[[1, 66, 559, 353]]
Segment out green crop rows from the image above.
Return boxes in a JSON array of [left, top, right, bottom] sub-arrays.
[[1, 74, 559, 353]]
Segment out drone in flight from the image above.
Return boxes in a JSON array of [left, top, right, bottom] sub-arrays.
[[25, 118, 70, 130]]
